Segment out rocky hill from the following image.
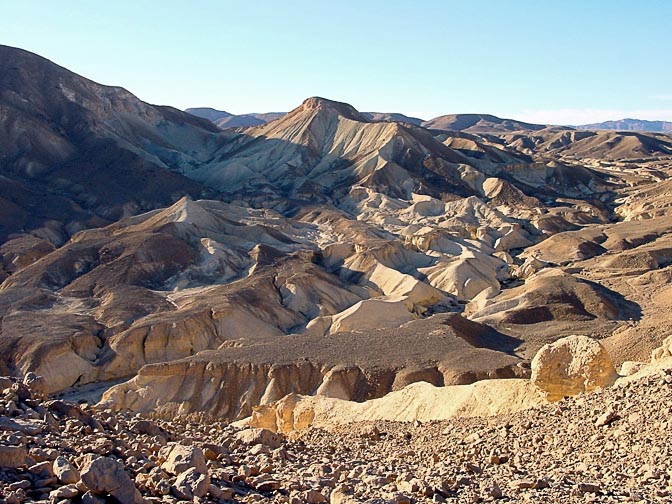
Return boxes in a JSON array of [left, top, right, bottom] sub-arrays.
[[186, 108, 286, 129], [0, 45, 226, 244]]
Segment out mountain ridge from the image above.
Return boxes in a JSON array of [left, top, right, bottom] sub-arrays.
[[0, 44, 228, 243], [187, 106, 554, 134], [422, 113, 547, 133], [577, 118, 672, 133]]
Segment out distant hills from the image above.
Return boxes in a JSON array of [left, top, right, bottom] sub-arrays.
[[186, 108, 548, 133], [577, 118, 672, 133], [421, 113, 546, 133], [362, 112, 424, 125], [188, 107, 672, 135], [185, 107, 284, 128]]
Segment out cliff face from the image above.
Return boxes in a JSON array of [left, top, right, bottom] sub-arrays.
[[101, 354, 528, 420]]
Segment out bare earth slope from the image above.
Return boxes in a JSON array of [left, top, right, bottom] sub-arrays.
[[0, 44, 226, 243], [2, 355, 672, 502]]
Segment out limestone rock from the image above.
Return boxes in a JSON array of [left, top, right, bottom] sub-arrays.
[[531, 335, 617, 401], [161, 444, 207, 476], [50, 484, 79, 499], [235, 427, 283, 449], [651, 335, 672, 361], [302, 489, 327, 503], [53, 455, 80, 484], [171, 467, 210, 500], [0, 445, 28, 468], [80, 455, 144, 504], [81, 492, 107, 504], [23, 372, 48, 399], [330, 487, 360, 504], [619, 361, 645, 376]]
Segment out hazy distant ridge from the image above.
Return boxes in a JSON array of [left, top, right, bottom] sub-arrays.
[[186, 107, 284, 129], [186, 108, 550, 133], [578, 118, 672, 133]]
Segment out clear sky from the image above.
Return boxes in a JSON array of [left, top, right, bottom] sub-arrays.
[[2, 0, 671, 124]]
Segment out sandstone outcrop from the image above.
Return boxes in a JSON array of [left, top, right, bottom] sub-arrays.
[[99, 313, 527, 419], [531, 335, 617, 401], [244, 379, 545, 434]]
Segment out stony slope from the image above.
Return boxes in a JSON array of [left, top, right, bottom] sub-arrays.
[[2, 347, 672, 503]]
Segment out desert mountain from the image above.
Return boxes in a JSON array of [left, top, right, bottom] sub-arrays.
[[186, 107, 285, 129], [422, 113, 547, 133], [184, 107, 234, 122], [2, 46, 672, 449], [188, 108, 427, 130], [188, 96, 609, 210], [188, 96, 486, 203], [578, 118, 672, 133], [499, 128, 672, 161], [0, 45, 228, 245], [362, 112, 424, 125]]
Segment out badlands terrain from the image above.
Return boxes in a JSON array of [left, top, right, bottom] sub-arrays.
[[2, 44, 672, 502]]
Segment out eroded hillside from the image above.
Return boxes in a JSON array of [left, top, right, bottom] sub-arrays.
[[1, 46, 672, 430]]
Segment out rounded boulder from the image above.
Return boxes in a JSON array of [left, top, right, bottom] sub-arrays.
[[531, 335, 617, 401]]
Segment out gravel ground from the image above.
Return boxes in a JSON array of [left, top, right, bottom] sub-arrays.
[[1, 367, 671, 503]]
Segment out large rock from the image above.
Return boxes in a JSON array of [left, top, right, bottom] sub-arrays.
[[161, 444, 207, 476], [80, 455, 144, 504], [171, 467, 210, 500], [23, 372, 48, 399], [0, 445, 28, 468], [531, 335, 617, 401], [235, 427, 283, 449], [53, 455, 80, 484]]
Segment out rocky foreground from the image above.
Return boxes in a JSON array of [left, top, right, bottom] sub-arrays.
[[2, 362, 671, 503]]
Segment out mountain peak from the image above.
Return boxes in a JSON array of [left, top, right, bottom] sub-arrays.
[[185, 107, 233, 122], [293, 96, 370, 122]]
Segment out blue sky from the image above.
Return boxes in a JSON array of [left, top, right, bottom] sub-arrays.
[[2, 0, 671, 123]]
